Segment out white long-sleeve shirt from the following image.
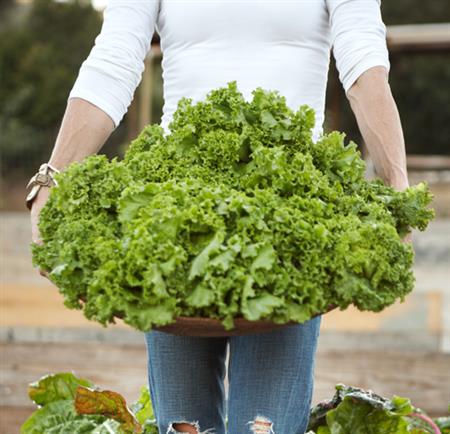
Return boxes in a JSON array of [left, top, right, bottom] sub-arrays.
[[68, 0, 390, 140]]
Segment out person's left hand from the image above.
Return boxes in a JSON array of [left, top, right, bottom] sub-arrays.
[[402, 232, 413, 244], [389, 177, 413, 244]]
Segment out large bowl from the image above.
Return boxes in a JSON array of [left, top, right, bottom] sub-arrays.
[[153, 305, 337, 337]]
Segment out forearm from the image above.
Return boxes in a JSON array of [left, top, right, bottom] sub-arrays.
[[347, 66, 409, 191], [48, 97, 115, 170]]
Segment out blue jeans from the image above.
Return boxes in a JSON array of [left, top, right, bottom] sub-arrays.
[[144, 315, 322, 434]]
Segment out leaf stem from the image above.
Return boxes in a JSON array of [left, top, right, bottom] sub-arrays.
[[410, 412, 441, 434]]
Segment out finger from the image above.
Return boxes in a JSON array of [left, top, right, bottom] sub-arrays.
[[31, 217, 43, 245], [402, 232, 413, 244], [32, 234, 43, 245]]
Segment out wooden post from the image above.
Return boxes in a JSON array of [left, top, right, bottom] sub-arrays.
[[328, 61, 341, 132], [126, 96, 139, 142], [139, 53, 153, 130]]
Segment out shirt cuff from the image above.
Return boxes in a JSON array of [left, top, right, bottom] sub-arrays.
[[67, 65, 134, 128], [67, 89, 121, 129], [342, 56, 391, 94]]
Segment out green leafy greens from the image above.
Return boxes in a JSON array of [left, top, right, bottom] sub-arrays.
[[307, 384, 447, 434], [32, 81, 434, 331], [22, 374, 448, 434], [21, 373, 158, 434]]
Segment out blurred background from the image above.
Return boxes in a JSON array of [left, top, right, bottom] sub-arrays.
[[1, 0, 449, 432]]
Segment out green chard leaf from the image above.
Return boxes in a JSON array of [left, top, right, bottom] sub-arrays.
[[28, 373, 93, 406], [21, 399, 107, 434]]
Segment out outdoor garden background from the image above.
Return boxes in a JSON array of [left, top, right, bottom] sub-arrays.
[[0, 0, 449, 432]]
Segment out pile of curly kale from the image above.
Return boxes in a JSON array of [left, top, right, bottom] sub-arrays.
[[32, 81, 434, 331]]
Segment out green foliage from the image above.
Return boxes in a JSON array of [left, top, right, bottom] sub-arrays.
[[20, 399, 108, 434], [126, 389, 158, 434], [307, 384, 443, 434], [32, 82, 434, 331], [0, 0, 103, 177], [435, 416, 450, 434], [434, 405, 450, 434], [21, 373, 110, 434], [387, 56, 450, 155], [28, 372, 93, 406], [21, 373, 158, 434], [0, 0, 101, 126], [23, 373, 447, 434], [381, 1, 450, 25]]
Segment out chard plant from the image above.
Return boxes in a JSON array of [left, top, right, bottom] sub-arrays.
[[22, 373, 449, 434]]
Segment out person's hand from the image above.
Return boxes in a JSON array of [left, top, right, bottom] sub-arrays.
[[389, 176, 413, 244], [389, 175, 409, 193], [30, 187, 51, 278], [402, 232, 413, 244]]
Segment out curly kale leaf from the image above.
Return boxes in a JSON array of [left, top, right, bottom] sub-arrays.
[[33, 81, 434, 331]]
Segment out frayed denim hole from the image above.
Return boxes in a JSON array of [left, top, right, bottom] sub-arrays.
[[246, 414, 275, 434]]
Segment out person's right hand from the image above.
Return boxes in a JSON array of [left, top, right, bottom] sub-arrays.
[[30, 187, 51, 278]]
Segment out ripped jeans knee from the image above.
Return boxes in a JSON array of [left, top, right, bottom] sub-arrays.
[[166, 414, 277, 434], [247, 415, 275, 434], [167, 420, 216, 434]]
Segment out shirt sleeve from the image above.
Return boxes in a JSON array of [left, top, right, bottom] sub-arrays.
[[326, 0, 390, 94], [67, 0, 159, 128]]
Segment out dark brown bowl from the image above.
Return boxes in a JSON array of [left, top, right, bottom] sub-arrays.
[[153, 305, 337, 337], [78, 291, 337, 337]]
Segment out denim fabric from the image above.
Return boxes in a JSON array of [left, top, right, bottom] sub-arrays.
[[144, 315, 322, 434]]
